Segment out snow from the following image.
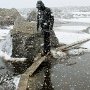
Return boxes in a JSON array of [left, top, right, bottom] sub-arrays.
[[6, 25, 13, 30], [58, 18, 90, 23], [55, 31, 90, 43], [55, 31, 90, 49], [0, 25, 13, 39], [13, 76, 21, 90], [71, 12, 90, 14], [51, 49, 67, 59], [68, 49, 90, 56], [0, 51, 11, 59], [54, 26, 88, 32], [0, 29, 10, 39]]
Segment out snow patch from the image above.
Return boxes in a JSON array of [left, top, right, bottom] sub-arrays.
[[13, 75, 21, 90]]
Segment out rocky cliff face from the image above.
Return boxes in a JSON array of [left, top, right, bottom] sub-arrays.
[[0, 8, 20, 26]]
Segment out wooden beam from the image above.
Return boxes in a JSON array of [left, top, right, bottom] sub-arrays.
[[17, 54, 47, 90], [17, 38, 90, 90], [58, 38, 90, 51]]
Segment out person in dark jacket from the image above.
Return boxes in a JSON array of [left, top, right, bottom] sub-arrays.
[[36, 0, 54, 55]]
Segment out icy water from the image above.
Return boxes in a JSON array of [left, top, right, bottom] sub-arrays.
[[28, 16, 90, 90], [31, 53, 90, 90], [50, 53, 90, 90]]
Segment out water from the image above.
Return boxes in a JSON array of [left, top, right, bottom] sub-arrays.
[[27, 52, 90, 90], [1, 10, 90, 90], [50, 53, 90, 90], [28, 13, 90, 90], [47, 16, 90, 90]]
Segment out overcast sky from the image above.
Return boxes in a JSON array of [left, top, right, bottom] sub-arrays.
[[0, 0, 90, 8]]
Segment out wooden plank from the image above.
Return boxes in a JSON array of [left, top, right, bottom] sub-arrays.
[[17, 38, 90, 90], [58, 38, 90, 51], [17, 54, 47, 90], [26, 55, 46, 76], [17, 74, 29, 90]]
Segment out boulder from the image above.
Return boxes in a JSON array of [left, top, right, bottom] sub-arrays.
[[11, 16, 41, 60], [11, 16, 60, 58], [11, 16, 60, 73], [27, 9, 37, 22], [0, 8, 21, 26]]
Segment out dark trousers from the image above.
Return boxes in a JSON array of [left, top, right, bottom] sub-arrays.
[[43, 30, 50, 55]]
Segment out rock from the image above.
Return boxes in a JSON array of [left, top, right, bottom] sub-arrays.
[[83, 27, 90, 34], [0, 72, 15, 90], [11, 17, 41, 73], [11, 16, 60, 73], [0, 86, 4, 90], [12, 16, 37, 35], [50, 30, 60, 47], [51, 49, 67, 59], [27, 10, 37, 22], [0, 8, 21, 26], [0, 66, 5, 70], [11, 16, 39, 59]]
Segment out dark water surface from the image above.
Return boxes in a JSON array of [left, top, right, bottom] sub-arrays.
[[28, 53, 90, 90], [50, 53, 90, 90]]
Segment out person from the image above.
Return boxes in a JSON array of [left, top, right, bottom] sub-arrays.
[[36, 0, 54, 55]]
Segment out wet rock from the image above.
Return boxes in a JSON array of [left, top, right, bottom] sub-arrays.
[[11, 17, 38, 59], [11, 17, 41, 73], [0, 86, 4, 90], [0, 71, 15, 90], [11, 16, 60, 73], [50, 30, 60, 47], [0, 8, 21, 26], [27, 9, 37, 22], [83, 27, 90, 34], [0, 66, 5, 70]]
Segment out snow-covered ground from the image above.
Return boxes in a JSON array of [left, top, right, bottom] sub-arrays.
[[55, 31, 90, 47], [54, 26, 88, 33], [0, 25, 13, 53], [54, 16, 90, 50], [13, 75, 21, 90], [57, 17, 90, 23], [0, 25, 20, 90]]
